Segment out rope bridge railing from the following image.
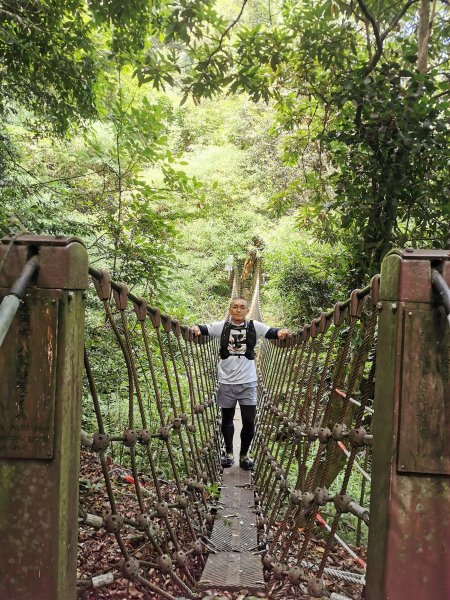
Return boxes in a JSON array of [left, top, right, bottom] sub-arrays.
[[77, 268, 221, 598], [252, 276, 380, 598]]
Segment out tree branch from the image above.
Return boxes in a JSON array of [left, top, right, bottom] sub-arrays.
[[358, 0, 419, 75], [194, 0, 249, 74]]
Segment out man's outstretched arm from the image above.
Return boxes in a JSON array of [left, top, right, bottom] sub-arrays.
[[265, 327, 290, 340], [191, 324, 209, 336]]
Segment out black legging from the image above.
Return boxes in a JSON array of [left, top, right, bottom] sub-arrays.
[[221, 405, 256, 456]]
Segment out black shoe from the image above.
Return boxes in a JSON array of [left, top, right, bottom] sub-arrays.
[[221, 454, 234, 468], [239, 456, 254, 470]]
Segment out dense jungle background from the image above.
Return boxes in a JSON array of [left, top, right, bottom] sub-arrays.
[[1, 0, 449, 327]]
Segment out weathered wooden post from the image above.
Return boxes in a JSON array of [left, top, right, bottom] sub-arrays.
[[366, 249, 450, 600], [0, 235, 87, 600]]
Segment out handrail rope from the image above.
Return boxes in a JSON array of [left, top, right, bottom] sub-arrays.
[[0, 254, 39, 347]]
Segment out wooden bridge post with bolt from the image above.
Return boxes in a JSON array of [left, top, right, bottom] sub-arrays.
[[366, 249, 450, 600], [0, 236, 88, 600]]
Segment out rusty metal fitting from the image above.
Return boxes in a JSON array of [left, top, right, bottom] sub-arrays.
[[175, 495, 189, 509], [187, 424, 196, 433], [262, 554, 275, 569], [319, 312, 331, 334], [294, 424, 306, 438], [333, 301, 348, 326], [205, 513, 214, 526], [371, 274, 381, 306], [104, 513, 124, 533], [191, 540, 203, 555], [92, 270, 112, 300], [156, 501, 169, 517], [112, 283, 129, 311], [334, 493, 352, 513], [314, 487, 333, 506], [282, 415, 289, 426], [349, 426, 367, 447], [270, 459, 278, 471], [161, 314, 172, 333], [157, 554, 173, 574], [171, 417, 182, 430], [302, 324, 311, 341], [200, 471, 208, 482], [287, 566, 304, 585], [149, 307, 161, 328], [257, 516, 266, 530], [182, 326, 193, 341], [310, 317, 321, 338], [133, 298, 147, 321], [121, 557, 140, 578], [288, 421, 296, 433], [307, 426, 319, 441], [138, 429, 151, 444], [173, 550, 187, 567], [122, 429, 138, 447], [279, 478, 288, 492], [158, 426, 171, 441], [318, 427, 332, 444], [301, 492, 315, 508], [308, 577, 327, 597], [180, 413, 189, 424], [195, 481, 205, 493], [137, 513, 150, 530], [186, 478, 195, 491], [272, 562, 286, 580], [332, 423, 349, 440], [171, 318, 181, 337], [350, 288, 366, 317], [290, 490, 302, 505], [194, 404, 205, 414], [92, 432, 110, 453], [275, 467, 283, 480]]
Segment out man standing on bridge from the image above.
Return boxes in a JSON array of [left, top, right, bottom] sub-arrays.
[[191, 298, 289, 470]]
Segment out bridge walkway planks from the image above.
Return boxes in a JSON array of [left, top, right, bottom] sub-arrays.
[[198, 405, 266, 595]]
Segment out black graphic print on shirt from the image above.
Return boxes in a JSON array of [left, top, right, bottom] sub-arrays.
[[228, 326, 247, 355]]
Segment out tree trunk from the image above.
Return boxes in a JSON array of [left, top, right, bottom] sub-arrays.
[[417, 0, 435, 74]]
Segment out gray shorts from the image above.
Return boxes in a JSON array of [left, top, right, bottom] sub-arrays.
[[216, 382, 257, 408]]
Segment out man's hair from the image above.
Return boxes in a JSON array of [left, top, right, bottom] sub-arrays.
[[229, 297, 248, 308]]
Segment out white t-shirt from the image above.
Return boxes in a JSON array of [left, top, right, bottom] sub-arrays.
[[206, 319, 270, 384]]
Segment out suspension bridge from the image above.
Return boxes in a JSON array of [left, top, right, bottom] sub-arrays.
[[0, 235, 449, 600]]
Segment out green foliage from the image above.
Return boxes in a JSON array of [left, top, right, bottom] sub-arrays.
[[0, 0, 96, 134], [322, 65, 450, 282], [263, 218, 345, 326]]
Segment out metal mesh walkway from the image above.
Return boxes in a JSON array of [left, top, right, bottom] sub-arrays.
[[199, 406, 265, 594]]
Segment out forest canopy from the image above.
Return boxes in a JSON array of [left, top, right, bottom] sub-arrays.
[[1, 0, 449, 323]]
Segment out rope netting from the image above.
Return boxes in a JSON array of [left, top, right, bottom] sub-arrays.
[[252, 276, 380, 598], [78, 268, 221, 599]]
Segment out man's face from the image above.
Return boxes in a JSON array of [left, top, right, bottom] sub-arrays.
[[229, 300, 249, 323]]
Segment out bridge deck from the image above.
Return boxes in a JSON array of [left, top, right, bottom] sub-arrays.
[[198, 406, 265, 594]]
